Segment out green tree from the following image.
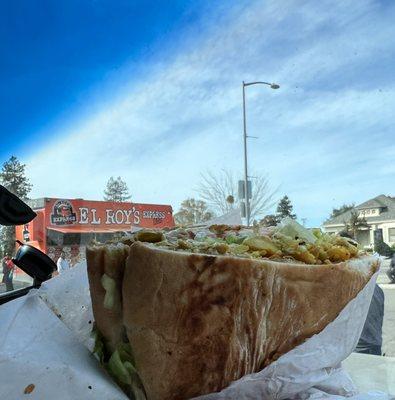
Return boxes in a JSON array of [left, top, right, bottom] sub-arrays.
[[0, 156, 32, 199], [0, 156, 33, 256], [104, 176, 131, 202], [276, 195, 296, 221], [330, 203, 355, 219], [174, 198, 214, 226], [343, 210, 369, 240]]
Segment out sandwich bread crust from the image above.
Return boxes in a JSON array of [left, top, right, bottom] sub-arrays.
[[122, 242, 378, 400]]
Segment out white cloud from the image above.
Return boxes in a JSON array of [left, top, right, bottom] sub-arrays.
[[25, 0, 395, 226]]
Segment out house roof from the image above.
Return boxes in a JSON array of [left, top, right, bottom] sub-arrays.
[[357, 194, 391, 209], [323, 195, 395, 226]]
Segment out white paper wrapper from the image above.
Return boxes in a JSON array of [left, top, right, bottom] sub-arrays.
[[0, 286, 128, 399], [194, 268, 392, 400], [37, 262, 95, 350], [0, 261, 392, 399]]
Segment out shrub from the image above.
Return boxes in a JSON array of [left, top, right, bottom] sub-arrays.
[[374, 240, 393, 257]]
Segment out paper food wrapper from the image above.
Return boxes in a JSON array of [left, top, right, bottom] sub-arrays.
[[194, 266, 390, 400], [0, 261, 392, 399], [0, 263, 127, 399]]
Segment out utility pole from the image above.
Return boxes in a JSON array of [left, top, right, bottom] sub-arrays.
[[242, 81, 250, 226], [241, 81, 280, 226]]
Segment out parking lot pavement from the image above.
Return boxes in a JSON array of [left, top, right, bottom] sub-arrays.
[[382, 287, 395, 357], [0, 280, 31, 294], [378, 258, 391, 285], [0, 272, 33, 294], [376, 259, 395, 357]]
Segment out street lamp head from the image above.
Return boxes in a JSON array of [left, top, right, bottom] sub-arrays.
[[270, 83, 280, 89]]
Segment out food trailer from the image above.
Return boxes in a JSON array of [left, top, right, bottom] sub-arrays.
[[15, 197, 174, 263]]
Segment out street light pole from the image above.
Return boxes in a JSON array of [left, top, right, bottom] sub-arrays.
[[242, 80, 280, 226], [242, 81, 250, 227]]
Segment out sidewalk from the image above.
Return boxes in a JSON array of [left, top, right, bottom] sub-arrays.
[[0, 271, 33, 294], [377, 260, 395, 357], [344, 352, 395, 394], [381, 285, 395, 357]]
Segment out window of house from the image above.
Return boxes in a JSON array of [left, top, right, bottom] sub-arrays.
[[388, 228, 395, 243]]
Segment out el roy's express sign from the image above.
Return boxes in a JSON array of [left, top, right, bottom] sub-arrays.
[[47, 199, 174, 229]]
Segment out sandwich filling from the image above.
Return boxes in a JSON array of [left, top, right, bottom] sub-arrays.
[[140, 218, 362, 265]]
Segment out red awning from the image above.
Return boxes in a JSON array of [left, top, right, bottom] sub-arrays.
[[47, 226, 132, 234]]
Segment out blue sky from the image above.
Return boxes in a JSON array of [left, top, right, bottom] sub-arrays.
[[1, 0, 395, 226], [0, 0, 215, 153]]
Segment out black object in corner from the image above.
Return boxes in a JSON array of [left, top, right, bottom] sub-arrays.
[[0, 185, 36, 226], [12, 241, 56, 284], [0, 187, 55, 305]]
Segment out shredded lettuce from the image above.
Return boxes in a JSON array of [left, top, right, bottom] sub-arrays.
[[311, 228, 323, 239], [153, 219, 362, 264], [275, 218, 317, 244], [124, 361, 137, 375], [225, 235, 245, 245], [109, 349, 132, 385], [93, 328, 105, 363], [93, 330, 147, 400], [228, 244, 250, 254], [131, 382, 147, 400], [243, 236, 279, 256], [204, 236, 217, 244], [101, 273, 116, 310]]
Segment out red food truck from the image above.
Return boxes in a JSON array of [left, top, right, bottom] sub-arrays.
[[15, 197, 174, 264]]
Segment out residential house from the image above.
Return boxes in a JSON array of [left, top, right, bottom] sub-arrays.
[[322, 195, 395, 247]]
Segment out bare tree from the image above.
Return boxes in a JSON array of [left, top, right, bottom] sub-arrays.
[[250, 175, 278, 221], [197, 169, 277, 221], [197, 170, 236, 215], [174, 198, 214, 226]]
